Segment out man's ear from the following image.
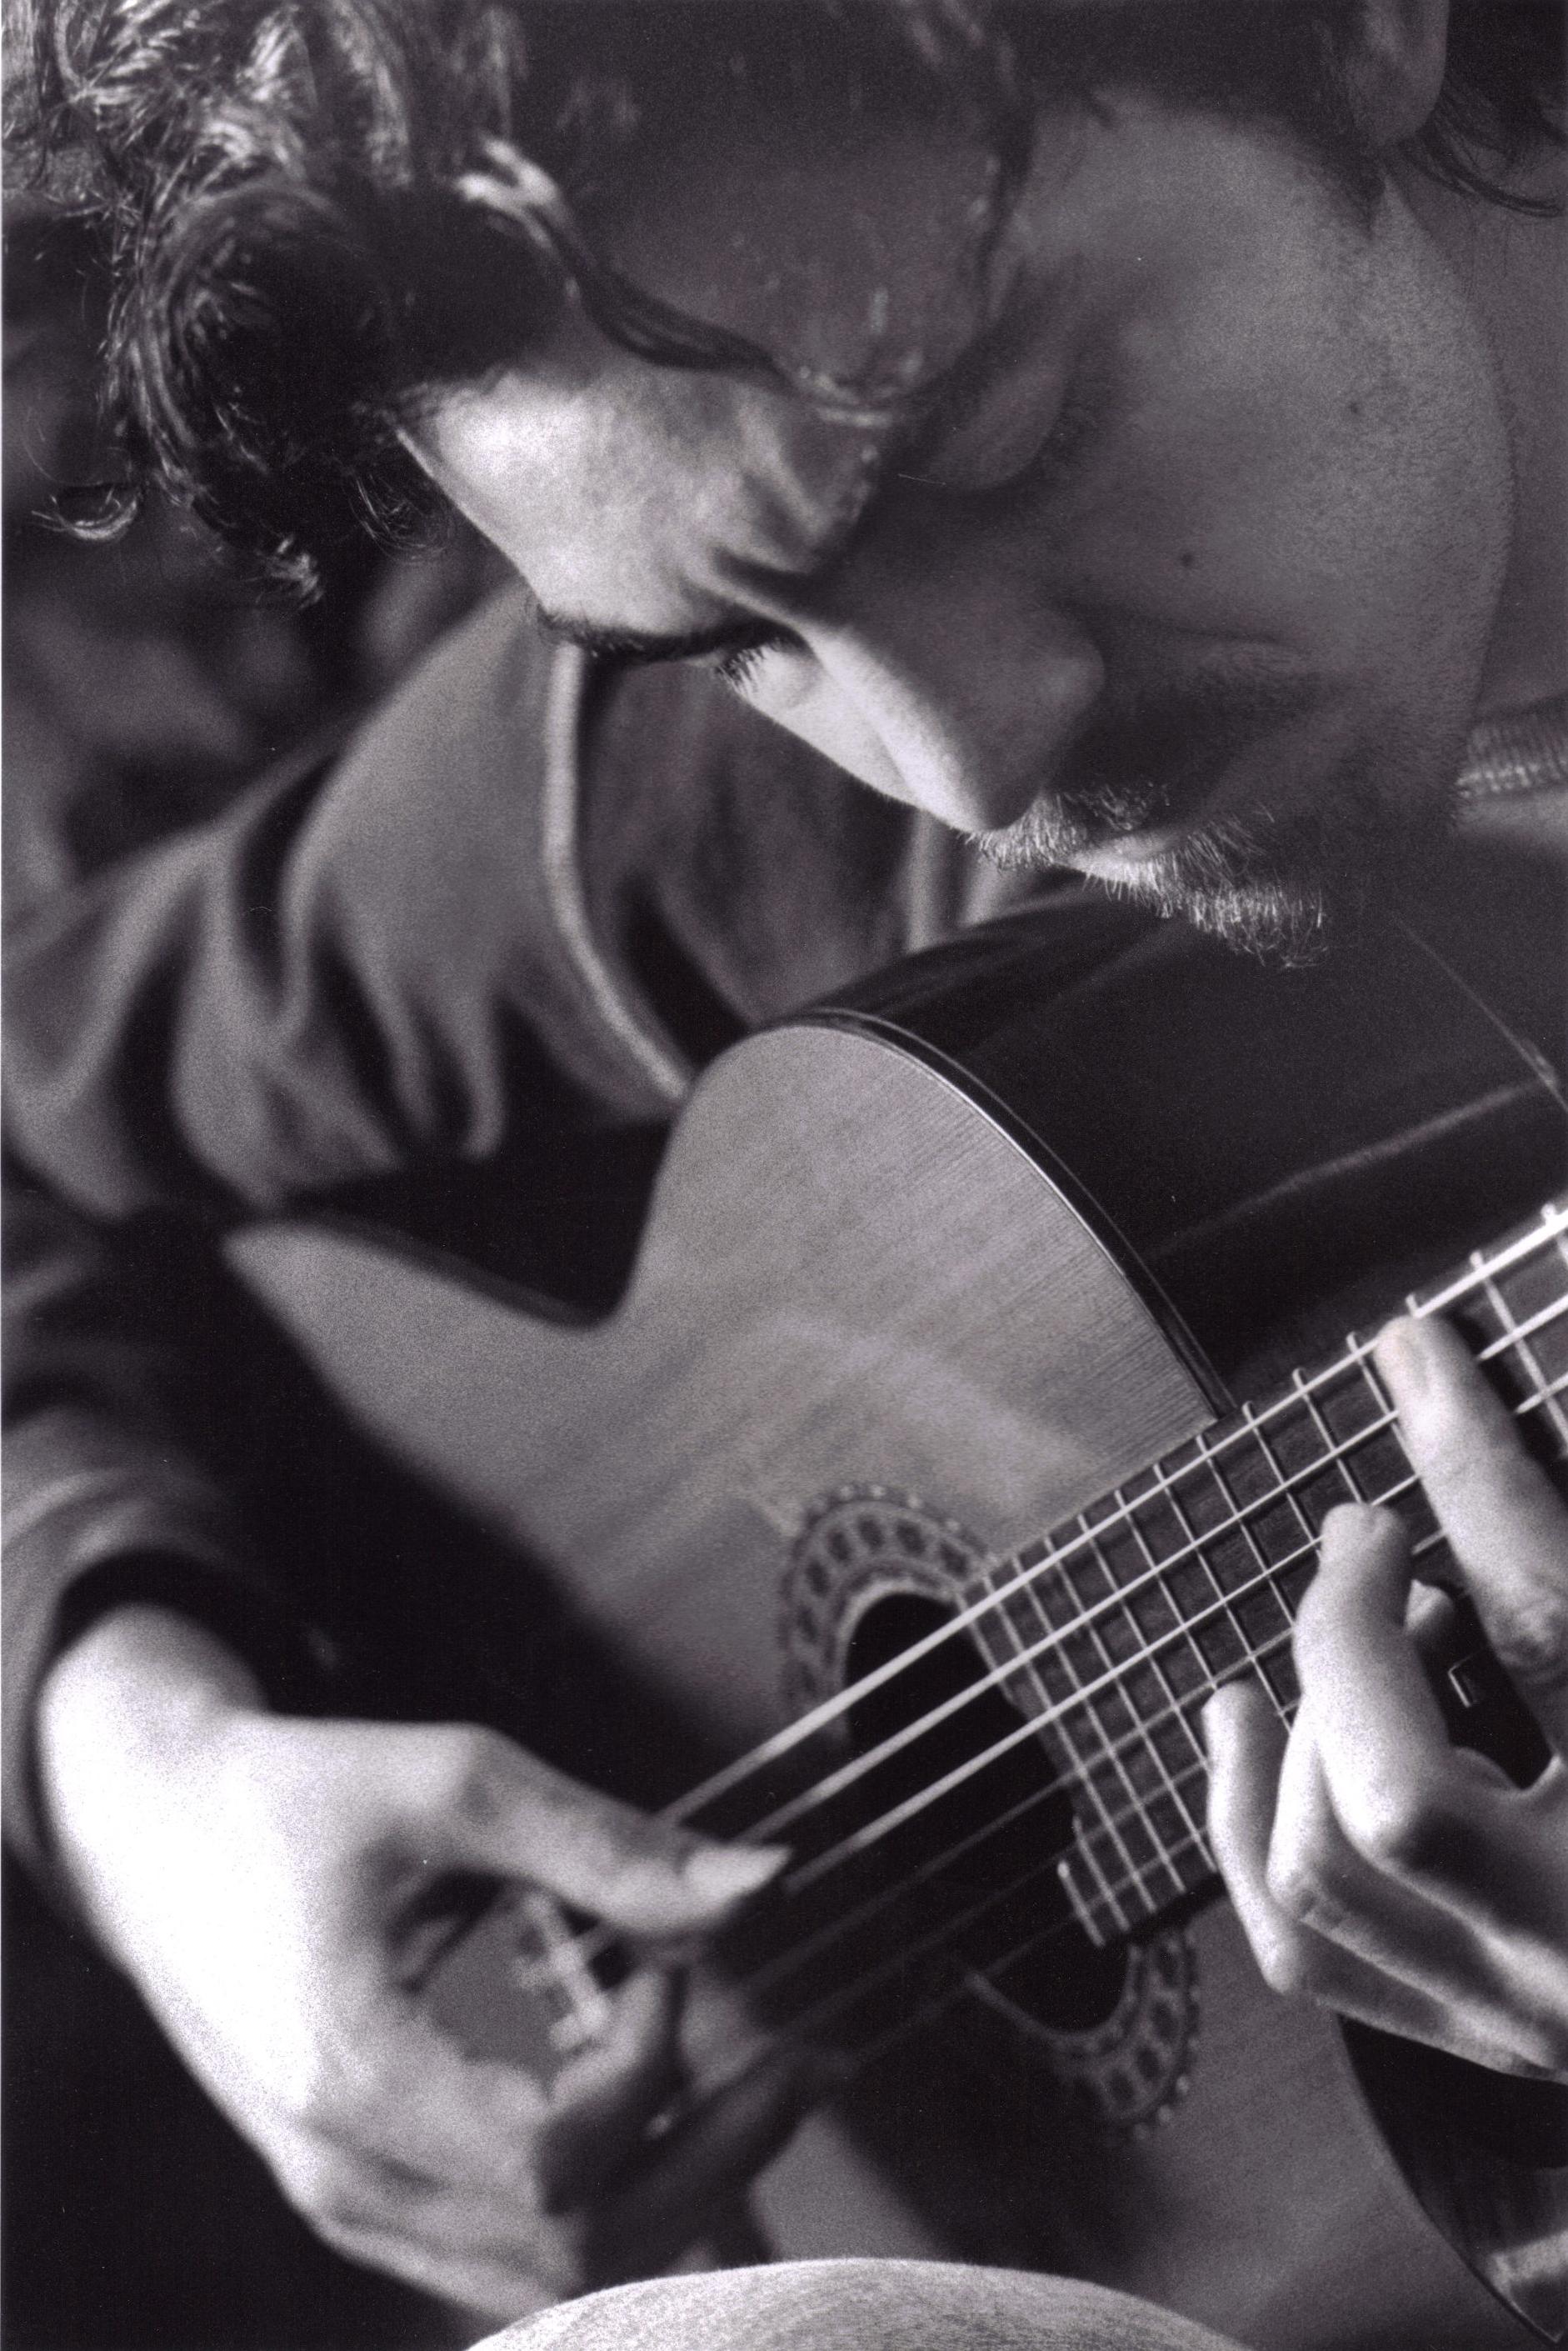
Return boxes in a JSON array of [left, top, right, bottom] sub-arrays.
[[1343, 0, 1451, 149]]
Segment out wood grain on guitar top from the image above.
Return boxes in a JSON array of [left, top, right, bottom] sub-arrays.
[[232, 1025, 1213, 1738], [226, 903, 1566, 2351]]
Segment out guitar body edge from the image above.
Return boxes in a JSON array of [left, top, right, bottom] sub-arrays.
[[224, 968, 1564, 2351]]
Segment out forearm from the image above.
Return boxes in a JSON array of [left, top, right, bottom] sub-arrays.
[[2, 592, 668, 1236], [25, 1598, 800, 2318], [2, 1176, 332, 1899]]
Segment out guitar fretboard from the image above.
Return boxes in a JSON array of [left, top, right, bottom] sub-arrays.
[[967, 1199, 1568, 1943], [505, 1199, 1568, 2096]]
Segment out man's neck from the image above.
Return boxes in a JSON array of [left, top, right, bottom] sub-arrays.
[[1396, 149, 1566, 715]]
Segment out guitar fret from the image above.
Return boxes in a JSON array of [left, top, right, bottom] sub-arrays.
[[1056, 1363, 1568, 1795], [1253, 1423, 1317, 1562], [1135, 1701, 1207, 1848], [1409, 1198, 1568, 1318], [974, 1558, 1142, 1933], [1482, 1258, 1568, 1453], [1062, 1536, 1116, 1612], [764, 1383, 1568, 2018], [1071, 1438, 1260, 1880], [988, 1555, 1058, 1668], [941, 1367, 1568, 1949], [903, 1227, 1567, 1950], [1309, 1357, 1387, 1443], [1506, 1263, 1568, 1367], [1115, 1508, 1217, 1856], [982, 1525, 1217, 1916], [1162, 1433, 1257, 1691], [1197, 1424, 1296, 1710], [1096, 1663, 1209, 1912], [1048, 1578, 1163, 1918], [1058, 1816, 1134, 1941], [1526, 1355, 1568, 1400]]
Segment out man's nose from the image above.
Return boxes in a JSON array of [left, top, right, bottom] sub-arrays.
[[791, 496, 1105, 832]]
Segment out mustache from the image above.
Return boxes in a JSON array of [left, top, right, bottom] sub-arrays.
[[986, 667, 1321, 858], [972, 692, 1426, 966]]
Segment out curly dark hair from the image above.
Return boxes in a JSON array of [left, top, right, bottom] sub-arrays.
[[8, 0, 1564, 596]]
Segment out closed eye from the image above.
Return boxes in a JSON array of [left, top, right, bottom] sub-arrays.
[[712, 631, 792, 695]]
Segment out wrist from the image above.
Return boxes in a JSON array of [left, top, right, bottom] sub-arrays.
[[36, 1605, 267, 1951]]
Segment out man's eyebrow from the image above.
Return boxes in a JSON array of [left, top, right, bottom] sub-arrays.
[[531, 302, 1040, 666]]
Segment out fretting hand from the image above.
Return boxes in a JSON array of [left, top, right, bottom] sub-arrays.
[[37, 1606, 807, 2318], [1204, 1314, 1568, 2079]]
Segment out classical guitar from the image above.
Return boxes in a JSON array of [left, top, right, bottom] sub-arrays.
[[226, 894, 1568, 2351]]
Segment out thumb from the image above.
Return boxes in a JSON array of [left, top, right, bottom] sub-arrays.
[[418, 1728, 785, 1937]]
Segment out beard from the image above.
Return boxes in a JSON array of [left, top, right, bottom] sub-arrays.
[[969, 680, 1436, 964]]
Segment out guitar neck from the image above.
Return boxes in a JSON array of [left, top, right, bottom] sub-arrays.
[[966, 1198, 1568, 1944]]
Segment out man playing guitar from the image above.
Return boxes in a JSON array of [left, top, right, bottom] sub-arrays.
[[7, 3, 1566, 2343]]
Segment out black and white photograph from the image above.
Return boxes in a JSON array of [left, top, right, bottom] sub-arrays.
[[4, 4, 1566, 2348]]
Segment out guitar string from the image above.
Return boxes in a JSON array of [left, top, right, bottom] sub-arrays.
[[735, 1755, 1081, 2003], [531, 1255, 1566, 1993], [694, 1287, 1568, 1858], [751, 1453, 1567, 2059], [551, 1513, 1556, 2071], [770, 1820, 1111, 2054], [677, 1285, 1568, 1874], [537, 1375, 1503, 2011], [745, 1360, 1568, 2041], [752, 1326, 1568, 2042], [570, 1407, 1566, 2059], [757, 1375, 1564, 1916], [658, 1222, 1568, 1824], [765, 1269, 1568, 1852], [690, 1811, 1116, 2080], [653, 1205, 1568, 1830], [558, 1743, 1087, 2059], [780, 1360, 1568, 1898], [544, 1354, 1566, 2035], [837, 1891, 1190, 2082]]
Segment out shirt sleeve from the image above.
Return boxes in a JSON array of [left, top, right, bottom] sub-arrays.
[[1, 585, 685, 1888], [2, 1171, 346, 1890], [3, 586, 683, 1228]]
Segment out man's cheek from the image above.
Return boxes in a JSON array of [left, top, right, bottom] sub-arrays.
[[1068, 338, 1376, 639], [746, 663, 912, 805]]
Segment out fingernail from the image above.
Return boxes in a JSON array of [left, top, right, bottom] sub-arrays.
[[1196, 1679, 1249, 1753], [1320, 1498, 1376, 1544], [682, 1842, 788, 1907], [1374, 1317, 1430, 1397]]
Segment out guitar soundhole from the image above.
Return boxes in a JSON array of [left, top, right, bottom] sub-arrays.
[[775, 1489, 1199, 2128], [842, 1592, 1134, 2036]]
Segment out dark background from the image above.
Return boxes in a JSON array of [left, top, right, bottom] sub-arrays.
[[2, 195, 504, 2351]]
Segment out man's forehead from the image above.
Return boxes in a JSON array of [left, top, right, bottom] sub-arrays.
[[587, 84, 1006, 410], [415, 320, 904, 636], [420, 102, 1030, 635]]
